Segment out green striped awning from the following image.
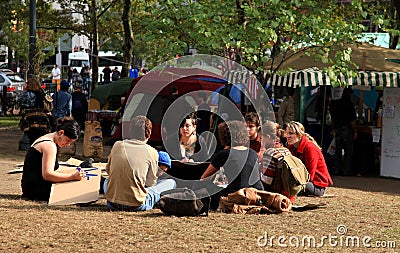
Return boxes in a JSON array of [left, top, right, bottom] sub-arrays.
[[227, 70, 252, 84], [268, 69, 400, 88]]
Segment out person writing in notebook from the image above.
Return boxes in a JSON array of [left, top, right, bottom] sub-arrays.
[[21, 117, 85, 201]]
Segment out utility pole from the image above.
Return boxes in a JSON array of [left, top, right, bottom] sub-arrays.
[[28, 0, 36, 78]]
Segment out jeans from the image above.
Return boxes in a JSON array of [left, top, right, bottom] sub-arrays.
[[82, 77, 90, 90], [304, 182, 326, 197], [334, 125, 354, 176], [103, 178, 176, 211]]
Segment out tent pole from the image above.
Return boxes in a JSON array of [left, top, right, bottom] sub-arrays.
[[321, 86, 327, 150], [299, 86, 306, 124], [358, 52, 367, 122], [208, 81, 232, 154]]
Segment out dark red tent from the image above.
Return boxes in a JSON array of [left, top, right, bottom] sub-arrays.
[[111, 68, 227, 145]]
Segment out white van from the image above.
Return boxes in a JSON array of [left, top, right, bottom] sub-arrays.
[[68, 51, 90, 73]]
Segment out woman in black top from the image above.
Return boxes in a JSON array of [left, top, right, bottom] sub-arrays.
[[164, 112, 210, 162], [21, 117, 85, 201]]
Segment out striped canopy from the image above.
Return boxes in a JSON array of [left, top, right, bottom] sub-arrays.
[[268, 68, 400, 88], [226, 70, 253, 84]]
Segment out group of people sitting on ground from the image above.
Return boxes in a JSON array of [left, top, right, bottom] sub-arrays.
[[20, 109, 333, 213]]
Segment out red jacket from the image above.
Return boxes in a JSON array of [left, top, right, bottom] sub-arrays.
[[288, 137, 333, 188]]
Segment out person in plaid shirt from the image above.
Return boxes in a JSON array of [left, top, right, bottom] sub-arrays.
[[260, 121, 296, 203]]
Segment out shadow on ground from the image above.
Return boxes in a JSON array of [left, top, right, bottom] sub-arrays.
[[332, 175, 400, 195]]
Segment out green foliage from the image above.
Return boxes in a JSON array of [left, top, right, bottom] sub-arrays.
[[0, 0, 389, 83], [365, 0, 400, 49], [140, 0, 366, 81], [0, 0, 29, 61], [0, 116, 20, 128]]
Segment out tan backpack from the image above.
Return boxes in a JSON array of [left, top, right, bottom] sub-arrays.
[[281, 153, 310, 196]]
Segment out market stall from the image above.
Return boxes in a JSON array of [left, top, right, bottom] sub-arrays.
[[228, 43, 400, 178], [266, 68, 400, 178]]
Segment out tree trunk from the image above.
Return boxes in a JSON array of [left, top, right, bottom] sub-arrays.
[[235, 0, 244, 25], [91, 0, 99, 90], [121, 0, 133, 78], [390, 0, 400, 49]]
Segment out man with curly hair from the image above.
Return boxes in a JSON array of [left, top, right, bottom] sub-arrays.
[[201, 120, 264, 209]]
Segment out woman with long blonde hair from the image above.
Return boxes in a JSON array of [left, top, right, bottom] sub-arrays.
[[285, 121, 333, 196]]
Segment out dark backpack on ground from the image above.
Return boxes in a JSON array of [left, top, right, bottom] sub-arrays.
[[157, 188, 210, 217], [281, 153, 310, 196]]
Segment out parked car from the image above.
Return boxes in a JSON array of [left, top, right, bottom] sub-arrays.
[[0, 68, 14, 74], [40, 79, 56, 94], [0, 72, 25, 98]]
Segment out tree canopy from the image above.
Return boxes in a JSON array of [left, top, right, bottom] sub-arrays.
[[140, 0, 369, 85], [1, 0, 400, 86]]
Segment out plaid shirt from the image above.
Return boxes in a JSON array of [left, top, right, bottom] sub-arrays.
[[261, 147, 291, 194]]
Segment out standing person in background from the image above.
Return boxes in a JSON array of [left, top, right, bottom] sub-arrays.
[[71, 68, 82, 87], [102, 65, 112, 84], [51, 64, 61, 91], [71, 81, 88, 132], [142, 69, 149, 75], [161, 86, 193, 139], [285, 121, 333, 197], [67, 66, 74, 83], [18, 78, 50, 144], [374, 87, 383, 126], [195, 92, 211, 136], [112, 67, 121, 81], [80, 64, 90, 91], [129, 65, 139, 78], [329, 87, 357, 176], [19, 78, 46, 112], [52, 80, 72, 119], [277, 87, 295, 128]]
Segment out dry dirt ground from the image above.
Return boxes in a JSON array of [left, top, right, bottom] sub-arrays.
[[0, 127, 399, 253]]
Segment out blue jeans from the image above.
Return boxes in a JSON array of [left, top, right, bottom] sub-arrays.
[[103, 178, 176, 211], [82, 77, 90, 90], [305, 182, 326, 197]]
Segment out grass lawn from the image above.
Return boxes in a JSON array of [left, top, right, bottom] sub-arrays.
[[1, 127, 400, 252], [0, 116, 20, 128]]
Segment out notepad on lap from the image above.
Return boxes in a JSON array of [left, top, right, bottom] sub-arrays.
[[48, 167, 101, 206]]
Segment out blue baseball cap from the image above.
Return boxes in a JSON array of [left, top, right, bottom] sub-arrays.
[[158, 151, 171, 169], [60, 80, 70, 89]]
